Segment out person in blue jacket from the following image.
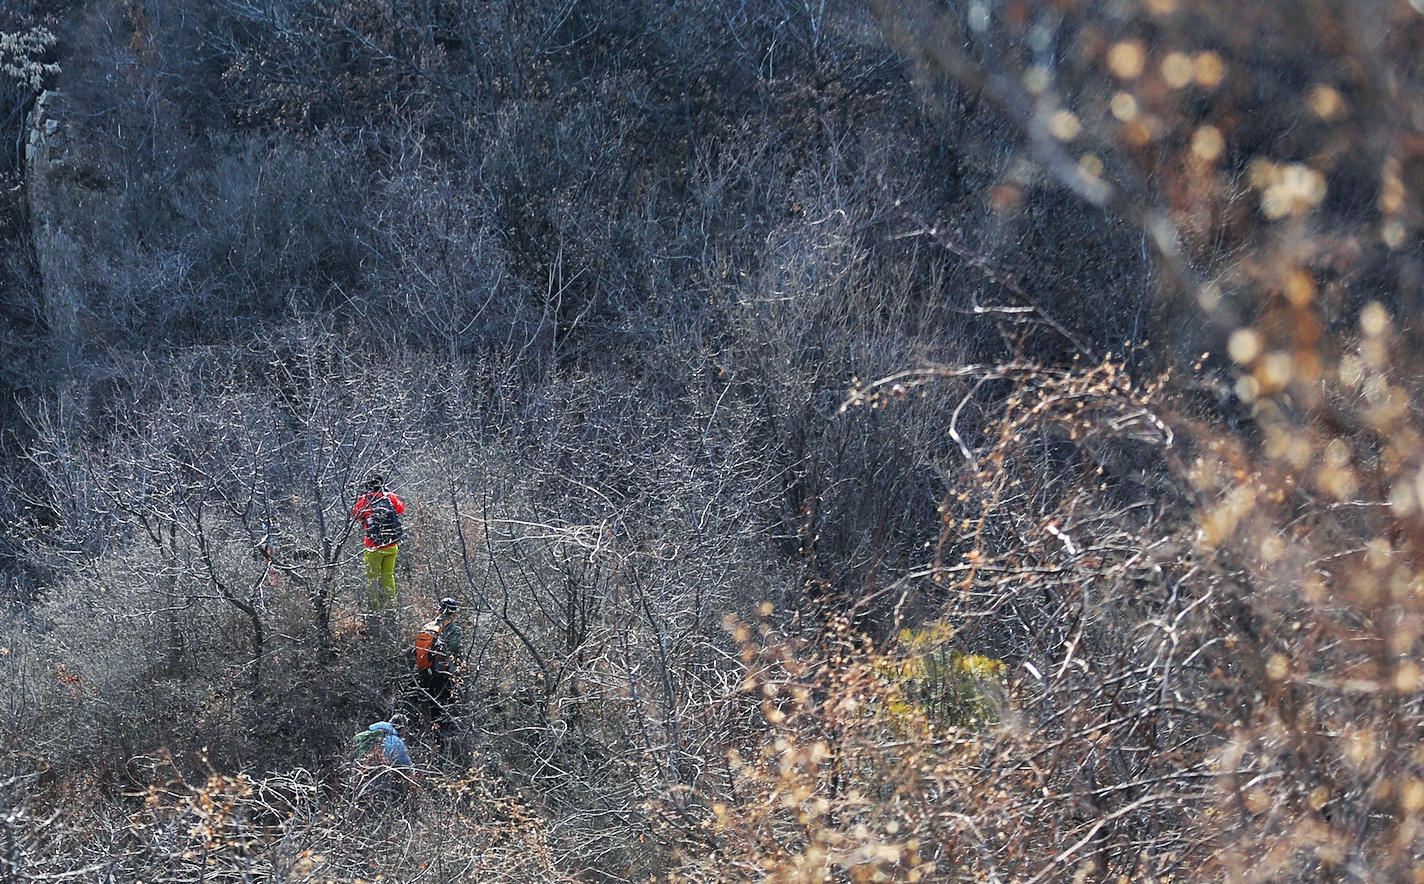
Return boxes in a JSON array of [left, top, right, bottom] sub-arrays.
[[372, 718, 412, 766], [357, 714, 413, 803]]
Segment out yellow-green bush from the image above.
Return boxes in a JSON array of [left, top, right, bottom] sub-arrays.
[[880, 624, 1006, 730]]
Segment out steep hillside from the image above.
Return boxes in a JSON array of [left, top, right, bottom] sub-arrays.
[[0, 0, 1422, 881]]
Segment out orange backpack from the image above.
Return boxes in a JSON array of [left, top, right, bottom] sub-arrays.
[[413, 621, 445, 671]]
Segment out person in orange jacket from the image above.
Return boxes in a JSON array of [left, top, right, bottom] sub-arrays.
[[351, 473, 406, 611]]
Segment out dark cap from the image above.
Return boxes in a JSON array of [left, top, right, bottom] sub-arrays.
[[364, 473, 385, 491]]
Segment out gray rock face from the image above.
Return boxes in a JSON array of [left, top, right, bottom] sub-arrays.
[[24, 89, 63, 168]]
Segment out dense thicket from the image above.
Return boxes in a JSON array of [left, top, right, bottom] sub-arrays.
[[0, 0, 1421, 880]]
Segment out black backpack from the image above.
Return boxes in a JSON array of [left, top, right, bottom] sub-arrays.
[[365, 493, 404, 547]]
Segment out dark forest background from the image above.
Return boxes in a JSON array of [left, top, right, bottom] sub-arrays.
[[0, 0, 1422, 880]]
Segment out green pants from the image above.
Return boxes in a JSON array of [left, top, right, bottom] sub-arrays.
[[364, 544, 399, 610]]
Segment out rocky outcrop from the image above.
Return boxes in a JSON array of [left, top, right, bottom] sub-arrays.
[[23, 89, 62, 171]]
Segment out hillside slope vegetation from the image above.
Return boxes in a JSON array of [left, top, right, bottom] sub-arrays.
[[0, 0, 1422, 880]]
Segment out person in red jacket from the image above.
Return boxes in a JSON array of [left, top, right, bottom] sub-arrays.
[[351, 473, 407, 611]]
